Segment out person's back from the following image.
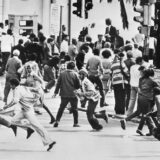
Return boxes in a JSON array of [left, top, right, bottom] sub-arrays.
[[6, 56, 22, 76], [87, 55, 102, 76], [56, 69, 80, 97]]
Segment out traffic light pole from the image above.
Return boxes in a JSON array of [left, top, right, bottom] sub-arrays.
[[59, 5, 63, 52], [68, 0, 72, 45]]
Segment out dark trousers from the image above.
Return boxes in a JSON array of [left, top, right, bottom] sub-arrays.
[[137, 95, 154, 131], [88, 75, 105, 107], [1, 52, 10, 73], [113, 84, 126, 115], [125, 84, 130, 111], [56, 97, 78, 125], [86, 99, 102, 129]]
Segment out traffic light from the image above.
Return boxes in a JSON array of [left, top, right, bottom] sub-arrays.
[[84, 0, 93, 19], [133, 3, 155, 26], [72, 0, 82, 18]]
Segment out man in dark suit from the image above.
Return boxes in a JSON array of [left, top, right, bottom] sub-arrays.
[[115, 30, 124, 49], [105, 18, 117, 49]]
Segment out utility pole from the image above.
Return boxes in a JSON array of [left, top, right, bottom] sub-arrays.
[[59, 5, 63, 52], [68, 0, 72, 45]]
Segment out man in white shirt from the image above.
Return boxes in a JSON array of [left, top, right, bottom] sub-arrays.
[[0, 29, 14, 75], [60, 35, 69, 54], [2, 78, 56, 151], [132, 43, 142, 60], [127, 57, 143, 116]]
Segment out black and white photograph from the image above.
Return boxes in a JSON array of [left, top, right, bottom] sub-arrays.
[[0, 0, 160, 160]]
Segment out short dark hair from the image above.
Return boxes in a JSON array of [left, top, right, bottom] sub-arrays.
[[80, 44, 89, 53], [10, 78, 20, 87], [105, 18, 111, 25], [136, 57, 143, 64], [102, 50, 111, 58], [67, 61, 75, 70]]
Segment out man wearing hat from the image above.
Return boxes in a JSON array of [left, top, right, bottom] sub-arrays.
[[3, 49, 22, 104]]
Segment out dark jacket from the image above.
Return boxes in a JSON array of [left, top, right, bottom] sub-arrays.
[[54, 70, 81, 97]]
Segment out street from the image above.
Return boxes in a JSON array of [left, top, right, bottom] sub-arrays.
[[0, 80, 160, 160]]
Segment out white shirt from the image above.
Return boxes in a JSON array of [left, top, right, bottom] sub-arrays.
[[84, 50, 94, 65], [133, 33, 145, 47], [130, 64, 141, 87], [61, 40, 68, 53], [132, 48, 142, 60], [1, 34, 14, 52], [11, 86, 40, 111]]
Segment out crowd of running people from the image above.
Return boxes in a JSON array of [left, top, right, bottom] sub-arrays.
[[0, 18, 160, 151]]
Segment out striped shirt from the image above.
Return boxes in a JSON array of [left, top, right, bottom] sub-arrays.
[[111, 60, 128, 85]]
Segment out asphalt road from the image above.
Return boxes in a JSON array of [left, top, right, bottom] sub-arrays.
[[0, 76, 160, 160]]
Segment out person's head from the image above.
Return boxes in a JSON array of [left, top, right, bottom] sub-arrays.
[[63, 35, 69, 41], [60, 51, 66, 59], [64, 55, 71, 62], [48, 56, 60, 68], [142, 68, 154, 78], [136, 57, 143, 65], [124, 44, 133, 52], [80, 44, 89, 54], [105, 18, 112, 26], [102, 49, 111, 59], [126, 51, 133, 59], [104, 42, 111, 48], [98, 34, 103, 41], [86, 36, 92, 42], [143, 55, 149, 62], [79, 68, 88, 80], [13, 49, 20, 57], [39, 35, 46, 43], [139, 66, 146, 77], [93, 48, 100, 56], [67, 61, 75, 70], [134, 43, 139, 49], [26, 64, 32, 74], [18, 39, 23, 45], [72, 38, 77, 45], [10, 78, 20, 89], [118, 52, 124, 60], [7, 29, 12, 35], [47, 37, 53, 43], [29, 33, 36, 41]]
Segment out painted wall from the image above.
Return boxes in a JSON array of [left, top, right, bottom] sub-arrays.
[[9, 0, 43, 24]]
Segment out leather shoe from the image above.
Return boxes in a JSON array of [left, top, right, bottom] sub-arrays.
[[47, 141, 56, 151], [54, 122, 59, 127], [120, 119, 126, 130], [26, 128, 34, 139], [73, 124, 80, 127], [136, 129, 144, 136], [50, 117, 56, 124], [10, 125, 17, 136]]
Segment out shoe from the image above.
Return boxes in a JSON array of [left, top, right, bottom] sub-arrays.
[[73, 124, 80, 127], [35, 110, 42, 115], [26, 128, 34, 139], [44, 89, 50, 93], [50, 117, 56, 124], [54, 122, 59, 127], [95, 125, 103, 131], [10, 125, 17, 136], [146, 132, 152, 136], [47, 141, 56, 151], [103, 103, 109, 107], [136, 129, 144, 136], [103, 113, 108, 124], [120, 119, 126, 130]]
